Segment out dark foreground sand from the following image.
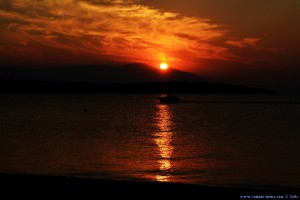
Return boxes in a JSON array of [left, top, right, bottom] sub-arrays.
[[1, 173, 299, 199]]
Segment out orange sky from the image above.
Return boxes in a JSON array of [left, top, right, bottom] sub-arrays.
[[0, 0, 300, 90]]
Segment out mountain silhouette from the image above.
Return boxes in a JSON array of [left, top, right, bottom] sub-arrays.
[[0, 63, 203, 83]]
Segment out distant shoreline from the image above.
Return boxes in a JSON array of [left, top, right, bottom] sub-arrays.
[[0, 79, 272, 94], [0, 173, 298, 198]]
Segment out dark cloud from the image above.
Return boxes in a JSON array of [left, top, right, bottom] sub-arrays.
[[175, 33, 199, 42], [0, 0, 12, 9]]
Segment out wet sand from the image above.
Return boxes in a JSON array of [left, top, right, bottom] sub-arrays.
[[1, 173, 299, 199]]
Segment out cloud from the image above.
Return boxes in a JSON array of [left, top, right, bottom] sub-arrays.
[[0, 0, 12, 9], [226, 38, 261, 48], [225, 37, 284, 59], [0, 0, 274, 68]]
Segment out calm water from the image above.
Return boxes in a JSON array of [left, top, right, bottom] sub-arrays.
[[0, 94, 300, 188]]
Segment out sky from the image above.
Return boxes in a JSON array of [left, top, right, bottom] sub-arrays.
[[0, 0, 300, 90]]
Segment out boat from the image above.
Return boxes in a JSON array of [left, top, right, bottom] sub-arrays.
[[157, 94, 181, 104]]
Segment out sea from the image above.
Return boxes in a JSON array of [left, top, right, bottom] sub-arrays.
[[0, 94, 299, 188]]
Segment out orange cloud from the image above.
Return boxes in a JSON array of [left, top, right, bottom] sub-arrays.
[[0, 0, 276, 70], [226, 38, 261, 48]]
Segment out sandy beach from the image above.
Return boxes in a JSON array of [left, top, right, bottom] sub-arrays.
[[1, 173, 299, 199]]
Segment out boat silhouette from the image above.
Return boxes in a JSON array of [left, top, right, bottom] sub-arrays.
[[157, 94, 181, 104]]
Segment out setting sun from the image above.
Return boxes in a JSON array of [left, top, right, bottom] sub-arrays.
[[160, 63, 168, 70]]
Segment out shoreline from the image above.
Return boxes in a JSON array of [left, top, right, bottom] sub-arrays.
[[1, 173, 299, 198]]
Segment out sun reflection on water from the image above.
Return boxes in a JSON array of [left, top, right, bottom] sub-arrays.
[[153, 104, 174, 182]]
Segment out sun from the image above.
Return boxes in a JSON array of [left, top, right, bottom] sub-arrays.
[[160, 63, 168, 70]]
